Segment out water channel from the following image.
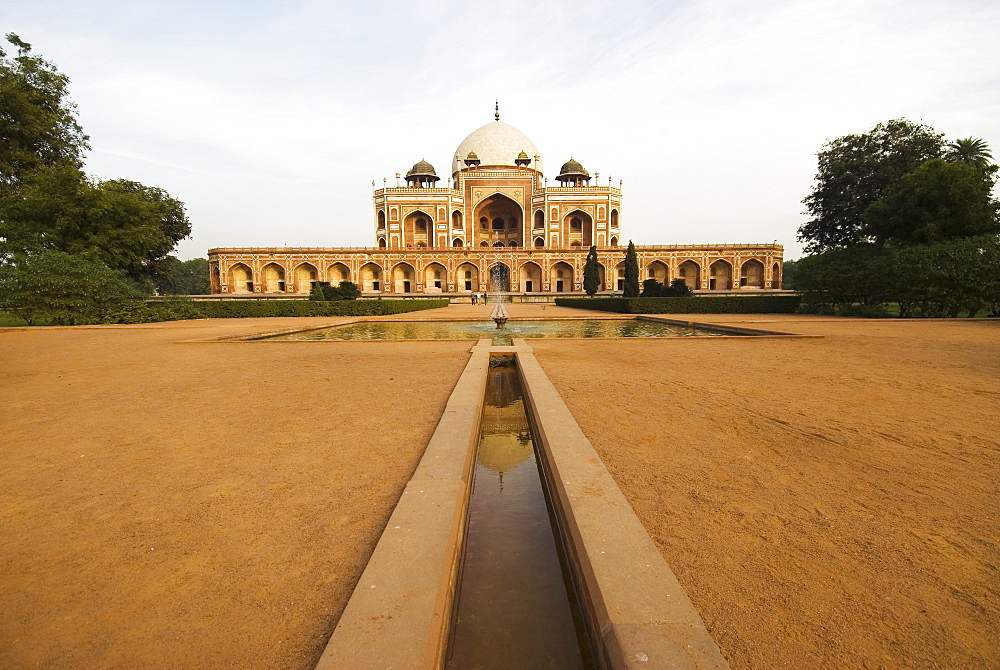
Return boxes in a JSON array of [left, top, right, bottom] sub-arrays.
[[446, 357, 594, 669]]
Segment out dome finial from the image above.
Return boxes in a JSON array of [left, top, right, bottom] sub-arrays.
[[495, 99, 499, 121]]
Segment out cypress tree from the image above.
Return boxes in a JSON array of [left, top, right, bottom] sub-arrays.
[[623, 240, 640, 297], [583, 245, 600, 296]]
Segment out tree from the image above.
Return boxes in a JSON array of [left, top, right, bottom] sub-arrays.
[[583, 245, 600, 296], [156, 257, 210, 295], [799, 119, 944, 253], [0, 164, 191, 286], [0, 36, 190, 291], [782, 259, 798, 290], [945, 137, 993, 170], [0, 249, 141, 325], [0, 33, 88, 190], [863, 159, 1000, 245], [623, 240, 640, 297]]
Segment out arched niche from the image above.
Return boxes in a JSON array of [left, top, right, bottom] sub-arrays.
[[392, 262, 415, 293], [456, 262, 480, 292], [474, 193, 523, 247], [550, 261, 573, 292], [741, 259, 765, 288], [359, 262, 382, 292], [563, 209, 594, 248], [261, 263, 286, 293], [678, 260, 700, 290], [229, 263, 253, 293], [327, 262, 350, 284], [709, 260, 732, 290], [423, 262, 447, 291], [293, 262, 318, 293], [403, 209, 434, 248], [519, 261, 542, 293]]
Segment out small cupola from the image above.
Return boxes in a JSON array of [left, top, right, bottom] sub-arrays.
[[515, 150, 531, 167], [463, 151, 481, 168], [405, 159, 440, 187], [556, 157, 590, 186]]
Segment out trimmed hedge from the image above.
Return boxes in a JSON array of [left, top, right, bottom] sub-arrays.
[[171, 298, 449, 319], [555, 295, 801, 314], [108, 298, 451, 324]]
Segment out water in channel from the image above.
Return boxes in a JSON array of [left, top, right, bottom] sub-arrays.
[[446, 358, 594, 669]]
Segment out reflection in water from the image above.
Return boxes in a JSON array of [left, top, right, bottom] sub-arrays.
[[264, 318, 733, 345], [446, 360, 592, 669]]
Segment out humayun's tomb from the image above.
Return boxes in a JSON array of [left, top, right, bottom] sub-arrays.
[[207, 113, 784, 297]]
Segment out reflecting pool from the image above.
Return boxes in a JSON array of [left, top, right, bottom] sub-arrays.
[[259, 318, 734, 345]]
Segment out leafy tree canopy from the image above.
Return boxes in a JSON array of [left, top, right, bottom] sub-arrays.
[[0, 165, 191, 285], [799, 119, 944, 253], [863, 158, 999, 245], [156, 257, 210, 295], [0, 33, 87, 189], [0, 35, 190, 291], [0, 249, 141, 325]]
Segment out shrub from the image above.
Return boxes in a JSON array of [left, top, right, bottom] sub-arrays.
[[0, 250, 144, 325]]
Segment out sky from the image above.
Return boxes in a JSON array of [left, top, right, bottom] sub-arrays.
[[4, 0, 999, 260]]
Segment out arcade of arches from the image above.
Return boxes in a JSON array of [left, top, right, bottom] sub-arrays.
[[208, 249, 784, 295]]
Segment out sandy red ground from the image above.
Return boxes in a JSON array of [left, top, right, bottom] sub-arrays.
[[530, 315, 999, 670], [2, 309, 997, 669]]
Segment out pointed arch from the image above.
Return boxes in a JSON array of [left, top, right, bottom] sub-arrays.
[[646, 261, 668, 284], [456, 262, 480, 292], [771, 262, 782, 289], [741, 259, 765, 288], [709, 259, 732, 290], [261, 262, 286, 293], [533, 209, 545, 230], [327, 262, 350, 284], [488, 262, 511, 292], [229, 263, 252, 293], [211, 265, 222, 293], [474, 192, 524, 247], [677, 260, 700, 290], [550, 261, 574, 293], [519, 261, 542, 293], [452, 237, 464, 247], [615, 261, 626, 291], [562, 208, 594, 247], [359, 262, 382, 292], [293, 262, 318, 293], [392, 262, 415, 293], [423, 262, 447, 292], [534, 236, 545, 248], [403, 208, 434, 248], [609, 236, 619, 248]]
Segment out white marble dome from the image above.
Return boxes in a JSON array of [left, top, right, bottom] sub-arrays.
[[452, 121, 543, 175]]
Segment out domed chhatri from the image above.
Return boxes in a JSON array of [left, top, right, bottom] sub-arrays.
[[405, 159, 440, 187], [515, 150, 531, 168], [452, 121, 543, 174], [464, 151, 481, 168], [556, 157, 590, 186]]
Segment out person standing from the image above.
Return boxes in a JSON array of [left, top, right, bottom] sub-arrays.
[[471, 292, 477, 305]]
